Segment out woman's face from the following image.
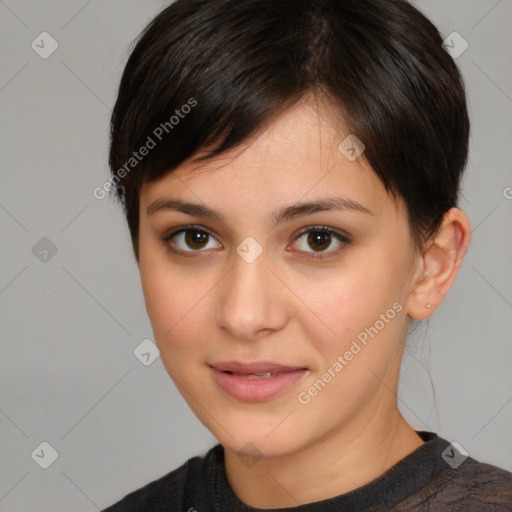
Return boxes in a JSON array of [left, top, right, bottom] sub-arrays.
[[138, 100, 422, 457]]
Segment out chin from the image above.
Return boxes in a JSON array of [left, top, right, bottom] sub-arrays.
[[211, 420, 308, 459]]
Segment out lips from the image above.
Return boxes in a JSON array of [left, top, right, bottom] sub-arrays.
[[209, 361, 309, 401], [209, 361, 307, 376]]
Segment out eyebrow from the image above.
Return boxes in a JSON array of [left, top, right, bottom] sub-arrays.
[[146, 196, 374, 225]]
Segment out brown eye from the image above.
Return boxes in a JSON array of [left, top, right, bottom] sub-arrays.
[[163, 226, 221, 253], [307, 231, 332, 251], [292, 227, 350, 257], [184, 229, 209, 250]]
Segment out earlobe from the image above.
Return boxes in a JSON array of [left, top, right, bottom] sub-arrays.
[[407, 208, 471, 320]]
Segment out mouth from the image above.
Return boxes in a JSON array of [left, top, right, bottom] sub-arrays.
[[209, 361, 309, 401], [221, 371, 278, 379]]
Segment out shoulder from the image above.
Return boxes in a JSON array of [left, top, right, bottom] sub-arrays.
[[450, 458, 512, 502], [460, 457, 512, 487], [400, 455, 512, 511], [101, 461, 189, 512], [101, 446, 218, 512]]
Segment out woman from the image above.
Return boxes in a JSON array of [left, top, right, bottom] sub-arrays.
[[103, 0, 512, 509]]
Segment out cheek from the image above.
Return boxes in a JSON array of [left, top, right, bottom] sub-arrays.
[[292, 260, 404, 352], [140, 264, 209, 368], [293, 271, 407, 416]]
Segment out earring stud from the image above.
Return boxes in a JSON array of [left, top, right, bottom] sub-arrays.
[[426, 303, 431, 309]]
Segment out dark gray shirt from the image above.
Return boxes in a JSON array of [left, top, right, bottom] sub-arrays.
[[103, 431, 512, 511]]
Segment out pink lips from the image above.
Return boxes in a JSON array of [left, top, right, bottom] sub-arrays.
[[209, 361, 308, 401]]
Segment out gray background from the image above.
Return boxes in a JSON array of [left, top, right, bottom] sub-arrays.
[[0, 1, 511, 510]]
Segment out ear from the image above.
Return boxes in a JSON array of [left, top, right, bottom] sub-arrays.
[[407, 208, 471, 320]]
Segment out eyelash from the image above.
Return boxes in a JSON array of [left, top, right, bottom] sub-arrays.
[[160, 225, 351, 260]]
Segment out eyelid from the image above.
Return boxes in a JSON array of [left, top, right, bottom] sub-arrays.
[[293, 225, 351, 243], [162, 224, 216, 241]]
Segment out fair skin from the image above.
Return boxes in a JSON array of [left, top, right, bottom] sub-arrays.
[[137, 99, 471, 508]]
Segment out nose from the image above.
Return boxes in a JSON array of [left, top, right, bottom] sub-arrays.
[[216, 254, 289, 341]]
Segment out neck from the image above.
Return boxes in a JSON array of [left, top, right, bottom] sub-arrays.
[[223, 407, 424, 509]]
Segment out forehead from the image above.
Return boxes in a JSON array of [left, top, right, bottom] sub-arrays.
[[140, 100, 401, 221]]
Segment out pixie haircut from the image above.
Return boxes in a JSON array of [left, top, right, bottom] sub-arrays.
[[109, 0, 470, 261]]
